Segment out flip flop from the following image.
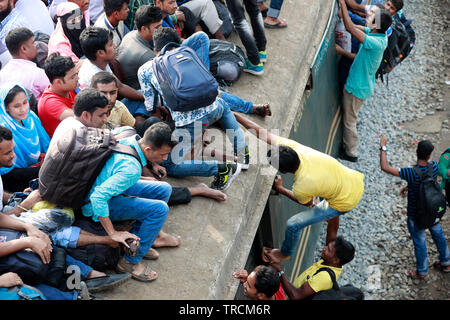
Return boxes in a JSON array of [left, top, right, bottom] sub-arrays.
[[116, 258, 158, 283], [405, 269, 427, 279], [264, 19, 288, 29]]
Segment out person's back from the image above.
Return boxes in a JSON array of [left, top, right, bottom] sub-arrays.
[[277, 137, 364, 212], [14, 0, 55, 36], [117, 31, 155, 90], [0, 3, 27, 69]]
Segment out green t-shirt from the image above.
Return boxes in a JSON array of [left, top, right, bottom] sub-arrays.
[[345, 28, 388, 100], [438, 149, 450, 189]]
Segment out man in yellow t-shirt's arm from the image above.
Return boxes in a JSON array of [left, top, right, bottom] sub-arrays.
[[233, 113, 365, 264]]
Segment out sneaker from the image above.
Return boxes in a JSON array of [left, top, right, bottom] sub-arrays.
[[211, 163, 242, 190], [235, 146, 250, 170], [259, 51, 267, 63], [243, 58, 264, 76]]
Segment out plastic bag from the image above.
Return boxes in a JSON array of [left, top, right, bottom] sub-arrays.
[[14, 201, 74, 234], [335, 19, 352, 53]]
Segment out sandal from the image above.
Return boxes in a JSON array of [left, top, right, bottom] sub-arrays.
[[433, 261, 450, 273], [264, 19, 288, 29], [254, 104, 272, 117], [405, 269, 428, 279], [144, 248, 160, 260], [116, 258, 158, 283]]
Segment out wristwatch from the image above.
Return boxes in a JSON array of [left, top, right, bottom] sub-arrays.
[[278, 271, 284, 277], [379, 146, 387, 152]]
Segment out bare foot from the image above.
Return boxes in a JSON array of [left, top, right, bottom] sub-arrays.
[[152, 230, 181, 248], [87, 270, 107, 279], [253, 104, 272, 117], [262, 247, 290, 263], [189, 183, 227, 201]]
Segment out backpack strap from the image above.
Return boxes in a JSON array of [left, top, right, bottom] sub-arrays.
[[110, 143, 142, 168], [312, 267, 340, 291]]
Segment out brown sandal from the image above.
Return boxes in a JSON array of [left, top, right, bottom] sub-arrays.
[[254, 104, 272, 117], [116, 258, 158, 282]]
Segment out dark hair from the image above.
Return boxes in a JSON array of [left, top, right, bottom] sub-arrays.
[[103, 0, 129, 16], [267, 145, 300, 173], [142, 121, 177, 149], [91, 71, 119, 89], [334, 236, 355, 266], [417, 140, 434, 160], [389, 0, 403, 11], [73, 88, 109, 116], [5, 27, 34, 56], [135, 5, 163, 30], [376, 8, 393, 33], [0, 126, 13, 143], [44, 53, 76, 83], [4, 85, 26, 108], [253, 266, 280, 298], [80, 27, 113, 61], [153, 27, 181, 52]]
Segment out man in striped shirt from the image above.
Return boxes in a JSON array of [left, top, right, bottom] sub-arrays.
[[379, 134, 450, 279]]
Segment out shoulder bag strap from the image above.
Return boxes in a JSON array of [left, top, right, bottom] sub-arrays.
[[313, 267, 340, 291]]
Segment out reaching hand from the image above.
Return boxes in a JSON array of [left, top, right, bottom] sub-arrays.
[[27, 237, 52, 264], [232, 269, 248, 284], [273, 175, 283, 191], [110, 231, 140, 248], [400, 186, 408, 198], [380, 134, 387, 147]]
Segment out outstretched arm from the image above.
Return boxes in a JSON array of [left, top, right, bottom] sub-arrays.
[[232, 112, 280, 145], [339, 0, 366, 44], [379, 134, 400, 177], [269, 262, 316, 300]]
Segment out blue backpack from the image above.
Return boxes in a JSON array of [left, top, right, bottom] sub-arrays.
[[152, 42, 219, 112]]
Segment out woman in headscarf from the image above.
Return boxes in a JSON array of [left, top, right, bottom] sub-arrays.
[[48, 2, 86, 64], [0, 84, 50, 192]]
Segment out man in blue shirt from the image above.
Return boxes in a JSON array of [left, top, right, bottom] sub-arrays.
[[69, 88, 175, 282], [379, 135, 450, 279], [338, 0, 392, 162]]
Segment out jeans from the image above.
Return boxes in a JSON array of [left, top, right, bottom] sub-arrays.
[[35, 284, 78, 300], [66, 253, 93, 280], [281, 206, 347, 256], [267, 0, 284, 18], [51, 226, 81, 249], [406, 216, 450, 276], [182, 31, 211, 69], [164, 98, 247, 177], [107, 180, 171, 264], [225, 0, 266, 65], [221, 90, 254, 114], [121, 89, 150, 117]]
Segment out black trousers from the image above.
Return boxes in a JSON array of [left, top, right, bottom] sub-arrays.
[[225, 0, 267, 65], [2, 166, 40, 193]]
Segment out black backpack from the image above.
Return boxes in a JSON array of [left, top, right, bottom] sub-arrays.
[[65, 219, 120, 271], [0, 229, 49, 285], [39, 127, 140, 208], [413, 162, 447, 229], [209, 39, 246, 86], [376, 15, 414, 83], [308, 267, 364, 300]]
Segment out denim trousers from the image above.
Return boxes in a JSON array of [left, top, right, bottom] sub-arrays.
[[267, 0, 284, 18], [225, 0, 266, 65], [221, 90, 254, 114], [182, 31, 210, 68], [163, 99, 247, 177], [406, 216, 450, 275], [107, 180, 171, 264], [281, 206, 347, 256]]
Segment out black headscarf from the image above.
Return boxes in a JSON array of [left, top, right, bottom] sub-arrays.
[[59, 7, 86, 58]]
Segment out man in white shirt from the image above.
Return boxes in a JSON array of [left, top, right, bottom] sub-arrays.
[[14, 0, 54, 36]]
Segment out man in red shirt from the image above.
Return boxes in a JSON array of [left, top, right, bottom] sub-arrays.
[[233, 265, 285, 300], [38, 53, 79, 137]]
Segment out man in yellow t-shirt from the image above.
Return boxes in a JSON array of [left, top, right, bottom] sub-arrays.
[[233, 113, 364, 263], [265, 236, 355, 300]]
